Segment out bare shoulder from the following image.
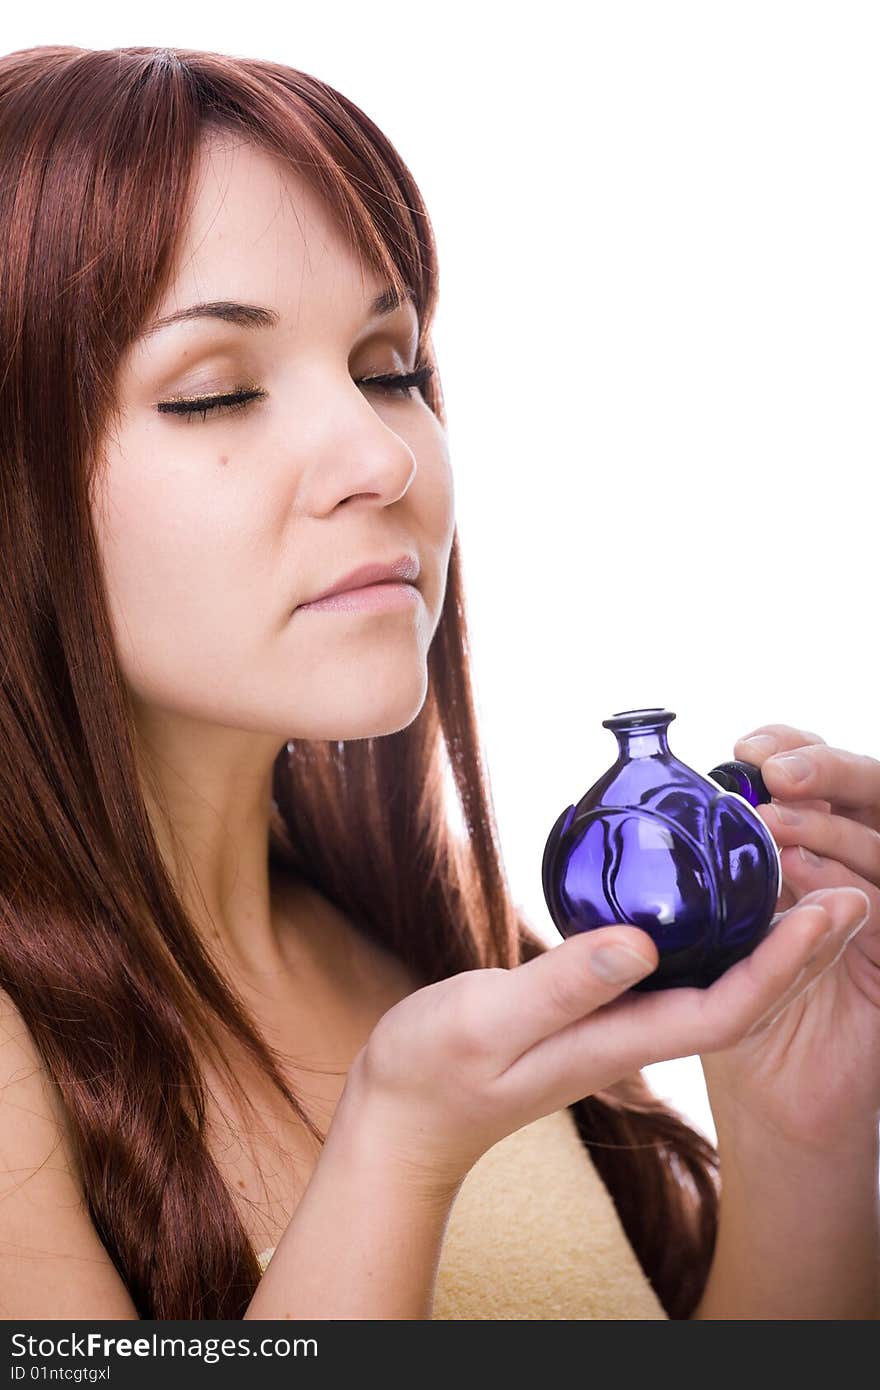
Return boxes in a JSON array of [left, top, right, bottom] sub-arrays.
[[0, 986, 139, 1318]]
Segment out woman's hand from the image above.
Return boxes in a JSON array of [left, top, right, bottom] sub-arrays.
[[343, 887, 869, 1200], [699, 722, 880, 1150]]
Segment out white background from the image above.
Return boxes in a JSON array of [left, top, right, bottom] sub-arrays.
[[5, 2, 878, 1150]]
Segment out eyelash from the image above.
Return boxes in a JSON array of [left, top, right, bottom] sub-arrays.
[[156, 365, 435, 422]]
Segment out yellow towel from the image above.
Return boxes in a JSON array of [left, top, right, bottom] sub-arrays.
[[257, 1107, 668, 1319]]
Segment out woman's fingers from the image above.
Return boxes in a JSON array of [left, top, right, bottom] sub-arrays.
[[492, 888, 869, 1112], [489, 926, 659, 1065], [696, 886, 869, 1037], [741, 888, 871, 1037]]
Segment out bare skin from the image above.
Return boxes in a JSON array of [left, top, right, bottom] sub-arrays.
[[200, 871, 427, 1258]]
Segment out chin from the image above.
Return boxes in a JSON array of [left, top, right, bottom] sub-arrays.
[[285, 662, 429, 742]]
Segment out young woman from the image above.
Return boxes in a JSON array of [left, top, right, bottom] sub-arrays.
[[0, 44, 877, 1322]]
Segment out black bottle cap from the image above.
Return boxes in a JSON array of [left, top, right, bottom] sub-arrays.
[[707, 759, 771, 807]]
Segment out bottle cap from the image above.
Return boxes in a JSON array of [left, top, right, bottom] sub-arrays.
[[707, 759, 771, 807]]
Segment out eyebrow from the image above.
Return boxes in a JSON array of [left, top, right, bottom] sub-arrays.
[[138, 285, 413, 340]]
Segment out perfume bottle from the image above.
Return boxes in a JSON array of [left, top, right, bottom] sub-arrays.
[[541, 708, 783, 991]]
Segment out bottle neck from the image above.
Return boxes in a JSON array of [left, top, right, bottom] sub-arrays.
[[602, 708, 675, 760], [613, 728, 670, 759]]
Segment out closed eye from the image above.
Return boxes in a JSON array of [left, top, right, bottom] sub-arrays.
[[156, 365, 435, 422]]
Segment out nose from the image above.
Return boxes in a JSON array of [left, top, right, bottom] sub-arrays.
[[298, 379, 418, 514]]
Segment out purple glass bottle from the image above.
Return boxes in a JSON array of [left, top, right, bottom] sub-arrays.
[[541, 708, 783, 991]]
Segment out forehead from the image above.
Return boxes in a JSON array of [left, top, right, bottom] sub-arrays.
[[156, 134, 381, 321]]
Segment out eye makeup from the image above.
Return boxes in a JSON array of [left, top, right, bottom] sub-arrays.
[[156, 365, 434, 422]]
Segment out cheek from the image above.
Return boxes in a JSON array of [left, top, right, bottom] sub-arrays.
[[91, 452, 271, 704], [412, 416, 455, 549], [397, 418, 455, 631]]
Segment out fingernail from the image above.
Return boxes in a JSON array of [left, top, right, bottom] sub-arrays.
[[773, 804, 802, 826], [832, 888, 871, 935], [739, 735, 778, 756], [591, 944, 654, 984], [798, 845, 823, 866], [810, 887, 871, 934], [769, 753, 811, 782]]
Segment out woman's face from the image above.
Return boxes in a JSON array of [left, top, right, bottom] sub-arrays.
[[94, 135, 454, 746]]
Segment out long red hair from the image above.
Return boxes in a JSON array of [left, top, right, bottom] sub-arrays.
[[0, 44, 719, 1319]]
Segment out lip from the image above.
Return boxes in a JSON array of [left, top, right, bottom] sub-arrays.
[[300, 553, 420, 606]]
